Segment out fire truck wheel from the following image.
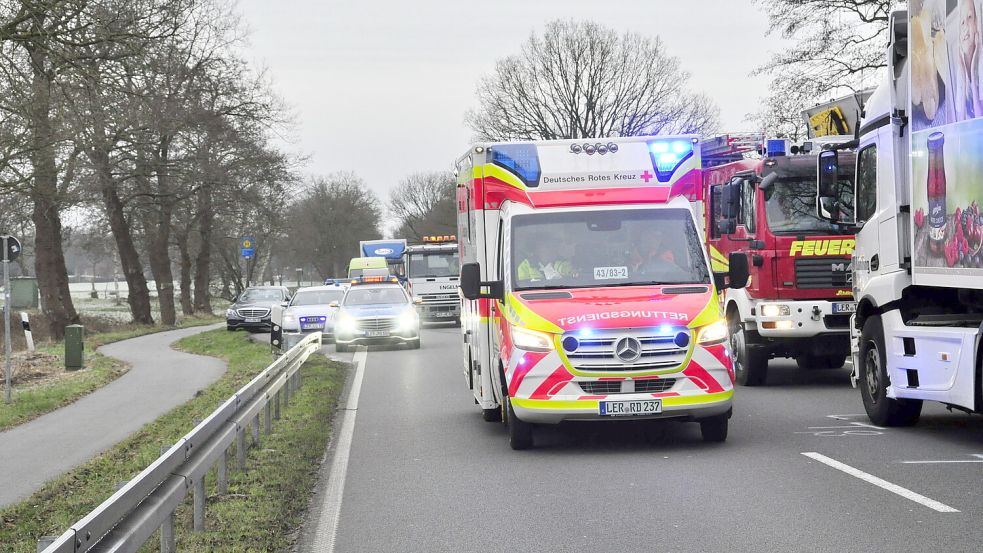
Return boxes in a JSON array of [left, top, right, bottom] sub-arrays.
[[859, 315, 922, 426], [699, 414, 728, 443], [795, 354, 847, 370], [482, 407, 502, 422], [729, 315, 768, 386], [506, 396, 533, 450]]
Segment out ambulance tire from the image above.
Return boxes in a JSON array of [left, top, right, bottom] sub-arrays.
[[859, 315, 922, 427], [795, 354, 847, 370], [481, 407, 502, 422], [729, 315, 768, 386], [699, 414, 729, 443], [506, 396, 533, 450]]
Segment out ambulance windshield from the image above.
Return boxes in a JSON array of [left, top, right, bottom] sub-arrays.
[[512, 208, 710, 290], [765, 178, 854, 234]]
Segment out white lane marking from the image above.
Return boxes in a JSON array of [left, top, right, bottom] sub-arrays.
[[901, 454, 983, 464], [312, 347, 368, 552], [802, 452, 960, 513]]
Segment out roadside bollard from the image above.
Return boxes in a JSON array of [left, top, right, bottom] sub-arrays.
[[20, 312, 34, 352], [65, 324, 84, 370]]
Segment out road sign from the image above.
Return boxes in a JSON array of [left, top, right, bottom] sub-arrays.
[[1, 235, 20, 262], [240, 236, 255, 259]]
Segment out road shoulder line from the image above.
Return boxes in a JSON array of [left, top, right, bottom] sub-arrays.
[[801, 452, 960, 513], [310, 347, 367, 552]]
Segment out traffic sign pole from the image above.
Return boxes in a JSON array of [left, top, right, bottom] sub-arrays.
[[3, 236, 12, 404]]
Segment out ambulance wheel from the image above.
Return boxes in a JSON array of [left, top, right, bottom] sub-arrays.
[[482, 407, 502, 422], [729, 315, 768, 386], [859, 315, 922, 427], [505, 396, 533, 450], [700, 414, 729, 443], [796, 354, 847, 370]]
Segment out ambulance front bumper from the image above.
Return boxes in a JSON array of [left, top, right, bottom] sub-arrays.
[[511, 392, 733, 424]]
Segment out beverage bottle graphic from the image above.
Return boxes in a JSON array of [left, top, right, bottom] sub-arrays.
[[927, 132, 947, 255]]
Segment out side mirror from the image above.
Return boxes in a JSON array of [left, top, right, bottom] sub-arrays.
[[727, 252, 750, 289], [815, 150, 854, 225], [818, 150, 839, 197], [721, 182, 741, 219], [460, 262, 504, 301], [717, 218, 736, 235], [413, 297, 424, 305]]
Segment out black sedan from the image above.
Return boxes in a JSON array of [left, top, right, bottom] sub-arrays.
[[226, 286, 291, 332]]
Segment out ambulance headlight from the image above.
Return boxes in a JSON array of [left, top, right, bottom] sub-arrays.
[[511, 327, 554, 352], [760, 303, 791, 317], [697, 320, 729, 345]]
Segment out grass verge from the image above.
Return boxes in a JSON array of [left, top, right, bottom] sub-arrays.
[[0, 329, 344, 553], [0, 315, 223, 433]]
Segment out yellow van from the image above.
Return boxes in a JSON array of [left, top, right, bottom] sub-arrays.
[[348, 257, 389, 278]]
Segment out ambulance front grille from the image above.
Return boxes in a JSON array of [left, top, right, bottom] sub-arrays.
[[563, 328, 690, 372], [579, 379, 677, 395]]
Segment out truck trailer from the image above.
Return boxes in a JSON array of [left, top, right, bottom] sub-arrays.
[[816, 5, 983, 425]]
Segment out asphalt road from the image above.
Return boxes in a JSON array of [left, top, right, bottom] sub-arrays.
[[300, 324, 983, 553]]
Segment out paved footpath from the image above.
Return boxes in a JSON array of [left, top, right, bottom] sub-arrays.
[[0, 324, 225, 508]]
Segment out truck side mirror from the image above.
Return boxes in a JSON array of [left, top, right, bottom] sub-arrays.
[[721, 183, 740, 219], [816, 149, 852, 224], [727, 252, 750, 289], [460, 262, 504, 301], [818, 150, 839, 197]]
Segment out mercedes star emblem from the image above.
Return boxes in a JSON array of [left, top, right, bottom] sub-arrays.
[[614, 336, 642, 363]]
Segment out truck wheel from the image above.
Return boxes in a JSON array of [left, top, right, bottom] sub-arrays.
[[796, 354, 847, 370], [699, 414, 729, 443], [729, 315, 768, 386], [505, 396, 533, 450], [481, 407, 502, 422], [859, 315, 922, 426]]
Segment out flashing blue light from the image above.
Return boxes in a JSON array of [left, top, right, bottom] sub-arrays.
[[658, 325, 674, 334], [490, 144, 541, 187], [578, 327, 593, 337], [766, 139, 786, 157], [647, 139, 695, 183]]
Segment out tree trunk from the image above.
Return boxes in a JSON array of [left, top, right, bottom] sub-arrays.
[[100, 181, 154, 324], [193, 184, 213, 314], [144, 146, 177, 326], [176, 232, 194, 316], [26, 41, 78, 339]]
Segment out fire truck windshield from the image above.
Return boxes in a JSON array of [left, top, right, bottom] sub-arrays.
[[408, 251, 459, 278], [511, 208, 710, 290], [764, 178, 854, 234]]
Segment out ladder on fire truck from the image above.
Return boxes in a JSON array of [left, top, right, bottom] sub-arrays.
[[701, 133, 764, 167]]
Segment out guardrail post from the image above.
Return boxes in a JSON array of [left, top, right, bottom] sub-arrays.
[[217, 447, 229, 495], [283, 377, 290, 406], [251, 415, 260, 447], [161, 511, 176, 553], [193, 476, 206, 531], [264, 400, 272, 434], [274, 390, 281, 420], [236, 425, 247, 470], [36, 536, 56, 552]]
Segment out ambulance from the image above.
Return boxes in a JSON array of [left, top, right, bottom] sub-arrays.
[[456, 137, 750, 449]]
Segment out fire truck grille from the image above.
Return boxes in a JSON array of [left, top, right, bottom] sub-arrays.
[[419, 293, 459, 306], [356, 318, 397, 331], [236, 308, 270, 319], [563, 329, 689, 372], [578, 379, 677, 395], [795, 257, 850, 289]]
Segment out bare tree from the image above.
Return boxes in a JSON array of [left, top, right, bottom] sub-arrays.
[[388, 172, 456, 240], [751, 0, 894, 129], [466, 20, 719, 141], [745, 91, 810, 141]]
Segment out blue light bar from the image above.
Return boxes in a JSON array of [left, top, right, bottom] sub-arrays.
[[647, 139, 694, 182], [490, 144, 541, 187], [766, 139, 786, 157]]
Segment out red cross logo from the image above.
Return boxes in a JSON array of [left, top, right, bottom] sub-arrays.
[[640, 170, 654, 183]]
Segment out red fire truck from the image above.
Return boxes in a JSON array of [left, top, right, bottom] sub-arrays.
[[703, 134, 857, 385]]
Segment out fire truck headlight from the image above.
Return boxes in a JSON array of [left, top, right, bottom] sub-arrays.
[[697, 320, 729, 345], [511, 326, 555, 352], [760, 303, 791, 318]]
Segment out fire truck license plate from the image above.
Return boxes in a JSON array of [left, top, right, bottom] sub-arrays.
[[599, 399, 662, 416], [832, 302, 857, 314]]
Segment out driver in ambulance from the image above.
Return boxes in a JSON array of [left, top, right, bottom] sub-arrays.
[[517, 235, 573, 282]]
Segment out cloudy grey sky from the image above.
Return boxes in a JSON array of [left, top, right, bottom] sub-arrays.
[[236, 0, 780, 205]]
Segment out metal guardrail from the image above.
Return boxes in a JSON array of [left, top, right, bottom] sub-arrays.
[[38, 332, 322, 553]]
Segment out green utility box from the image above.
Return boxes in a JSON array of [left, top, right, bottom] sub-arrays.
[[10, 277, 39, 309], [65, 324, 84, 370]]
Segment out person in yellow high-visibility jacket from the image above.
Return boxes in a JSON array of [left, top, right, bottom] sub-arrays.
[[516, 239, 573, 282]]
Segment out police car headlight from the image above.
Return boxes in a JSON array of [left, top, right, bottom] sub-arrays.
[[398, 310, 419, 331], [697, 320, 729, 345], [760, 303, 791, 318], [337, 314, 357, 334], [226, 308, 236, 318], [511, 327, 554, 352]]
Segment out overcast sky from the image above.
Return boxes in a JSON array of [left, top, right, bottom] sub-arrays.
[[236, 0, 780, 207]]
